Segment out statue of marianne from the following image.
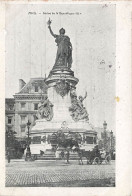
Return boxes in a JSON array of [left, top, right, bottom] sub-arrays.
[[47, 18, 72, 68]]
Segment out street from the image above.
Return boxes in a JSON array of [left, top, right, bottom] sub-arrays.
[[6, 159, 115, 187]]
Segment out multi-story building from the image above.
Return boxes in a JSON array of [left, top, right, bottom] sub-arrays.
[[5, 77, 47, 139], [5, 98, 15, 133]]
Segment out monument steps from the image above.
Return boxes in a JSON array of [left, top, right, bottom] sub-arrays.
[[34, 152, 82, 160]]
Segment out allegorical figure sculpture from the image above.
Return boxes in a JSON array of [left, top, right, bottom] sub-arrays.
[[69, 90, 89, 122], [47, 18, 72, 68], [55, 80, 70, 97], [37, 96, 54, 121]]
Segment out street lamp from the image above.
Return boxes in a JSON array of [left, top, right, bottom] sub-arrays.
[[25, 120, 32, 161], [103, 121, 107, 151], [110, 130, 113, 153], [103, 121, 107, 131]]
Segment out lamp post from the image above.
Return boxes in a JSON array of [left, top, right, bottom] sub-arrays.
[[103, 121, 107, 131], [25, 120, 32, 161], [110, 130, 113, 156], [103, 121, 107, 151]]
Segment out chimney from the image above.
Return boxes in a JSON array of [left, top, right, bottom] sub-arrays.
[[19, 79, 26, 91]]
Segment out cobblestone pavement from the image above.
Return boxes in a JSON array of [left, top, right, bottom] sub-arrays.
[[6, 160, 115, 187]]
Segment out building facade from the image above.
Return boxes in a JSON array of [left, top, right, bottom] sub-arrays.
[[5, 77, 47, 139], [5, 98, 15, 133]]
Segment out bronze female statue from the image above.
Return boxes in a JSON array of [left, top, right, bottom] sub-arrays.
[[47, 18, 72, 68]]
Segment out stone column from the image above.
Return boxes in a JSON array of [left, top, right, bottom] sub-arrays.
[[48, 87, 73, 122]]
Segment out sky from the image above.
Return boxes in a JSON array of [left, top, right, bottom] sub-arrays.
[[5, 4, 116, 131]]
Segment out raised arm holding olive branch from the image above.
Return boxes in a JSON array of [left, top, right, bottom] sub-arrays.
[[47, 18, 57, 38]]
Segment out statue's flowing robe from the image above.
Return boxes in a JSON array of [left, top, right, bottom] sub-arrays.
[[55, 35, 72, 67]]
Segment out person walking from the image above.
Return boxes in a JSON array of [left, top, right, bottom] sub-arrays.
[[60, 151, 65, 160], [7, 151, 10, 163], [66, 150, 70, 164], [55, 150, 60, 159], [78, 150, 83, 165]]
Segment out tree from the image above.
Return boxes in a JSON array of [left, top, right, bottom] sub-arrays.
[[5, 130, 26, 158], [56, 130, 79, 150], [6, 130, 17, 149]]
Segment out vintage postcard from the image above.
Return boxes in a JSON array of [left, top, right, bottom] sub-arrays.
[[0, 1, 131, 196]]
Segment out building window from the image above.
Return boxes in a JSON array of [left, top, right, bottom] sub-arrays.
[[32, 136, 41, 144], [8, 117, 12, 124], [34, 103, 38, 110], [35, 85, 38, 92], [21, 103, 26, 110], [9, 105, 14, 111], [21, 127, 25, 132], [86, 136, 94, 144], [21, 116, 26, 124]]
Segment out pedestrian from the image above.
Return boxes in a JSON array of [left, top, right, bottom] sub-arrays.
[[78, 150, 83, 165], [60, 151, 65, 160], [7, 151, 10, 163], [55, 150, 60, 159], [66, 150, 70, 164], [100, 148, 106, 159]]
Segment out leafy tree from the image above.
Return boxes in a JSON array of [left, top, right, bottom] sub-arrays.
[[6, 130, 17, 149], [5, 130, 26, 158], [55, 130, 80, 150]]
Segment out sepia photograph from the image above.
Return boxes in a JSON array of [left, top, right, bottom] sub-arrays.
[[5, 3, 116, 187]]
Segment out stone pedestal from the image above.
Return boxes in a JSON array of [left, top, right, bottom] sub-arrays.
[[48, 87, 73, 122], [30, 66, 96, 156], [46, 66, 78, 88]]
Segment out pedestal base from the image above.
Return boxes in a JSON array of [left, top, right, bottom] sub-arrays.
[[31, 119, 93, 134]]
